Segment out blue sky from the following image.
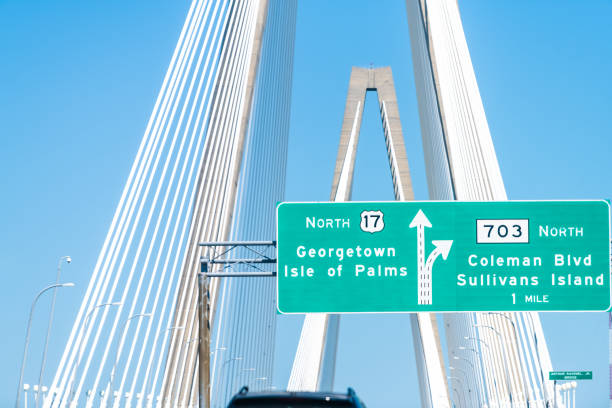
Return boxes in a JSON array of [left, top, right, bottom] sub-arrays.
[[1, 0, 611, 407]]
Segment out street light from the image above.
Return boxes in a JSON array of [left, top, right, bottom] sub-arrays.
[[447, 376, 466, 408], [124, 391, 132, 406], [255, 377, 269, 390], [23, 384, 30, 408], [486, 312, 530, 405], [463, 335, 494, 407], [560, 382, 576, 408], [452, 354, 475, 370], [457, 346, 479, 355], [16, 282, 75, 408], [213, 356, 243, 404], [449, 365, 468, 379], [451, 355, 476, 407], [32, 386, 40, 405], [36, 386, 48, 407], [46, 388, 59, 407], [107, 313, 152, 406], [159, 337, 198, 406], [475, 324, 514, 408], [97, 389, 104, 407], [68, 302, 122, 406], [135, 325, 184, 407], [464, 336, 490, 349], [449, 364, 472, 406], [241, 368, 257, 388], [456, 346, 488, 406], [522, 312, 552, 405], [220, 356, 243, 372], [452, 387, 466, 408], [36, 256, 71, 408]]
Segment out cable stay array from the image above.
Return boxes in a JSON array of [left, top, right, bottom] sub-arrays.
[[36, 1, 567, 407], [43, 0, 295, 407]]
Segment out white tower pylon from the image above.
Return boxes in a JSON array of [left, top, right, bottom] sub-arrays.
[[287, 66, 451, 408], [407, 1, 558, 407]]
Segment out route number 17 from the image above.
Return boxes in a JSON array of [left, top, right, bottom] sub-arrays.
[[360, 210, 385, 233]]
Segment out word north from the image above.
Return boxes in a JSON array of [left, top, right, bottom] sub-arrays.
[[306, 216, 350, 229]]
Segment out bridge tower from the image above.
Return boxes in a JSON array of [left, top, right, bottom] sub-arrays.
[[287, 66, 451, 407], [42, 1, 561, 407]]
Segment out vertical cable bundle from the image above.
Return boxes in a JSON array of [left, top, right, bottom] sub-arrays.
[[209, 1, 296, 406], [407, 0, 559, 406], [43, 0, 284, 406]]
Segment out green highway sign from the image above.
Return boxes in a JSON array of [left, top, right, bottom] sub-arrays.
[[549, 371, 592, 381], [276, 200, 611, 313]]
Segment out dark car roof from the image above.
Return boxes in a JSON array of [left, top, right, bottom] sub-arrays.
[[227, 387, 365, 407], [231, 391, 353, 401]]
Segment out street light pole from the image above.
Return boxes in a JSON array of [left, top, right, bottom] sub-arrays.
[[23, 384, 30, 408], [241, 368, 256, 389], [475, 324, 514, 408], [107, 313, 152, 407], [452, 387, 466, 408], [447, 376, 465, 408], [464, 336, 495, 407], [487, 312, 530, 405], [16, 282, 75, 408], [457, 346, 487, 406], [452, 355, 476, 406], [255, 377, 269, 391], [68, 301, 122, 406], [453, 354, 475, 370], [213, 357, 243, 405], [449, 365, 471, 406], [36, 256, 71, 408], [148, 326, 184, 407]]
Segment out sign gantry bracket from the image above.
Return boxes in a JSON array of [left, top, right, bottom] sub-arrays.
[[198, 240, 277, 277], [195, 240, 276, 408]]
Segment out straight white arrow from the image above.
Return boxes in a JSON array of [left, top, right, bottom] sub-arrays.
[[410, 210, 432, 305]]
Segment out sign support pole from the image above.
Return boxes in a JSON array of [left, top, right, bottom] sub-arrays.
[[195, 241, 276, 407], [198, 260, 210, 408]]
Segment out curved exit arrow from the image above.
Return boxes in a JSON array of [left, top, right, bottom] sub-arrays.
[[421, 240, 453, 305], [425, 240, 453, 273]]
